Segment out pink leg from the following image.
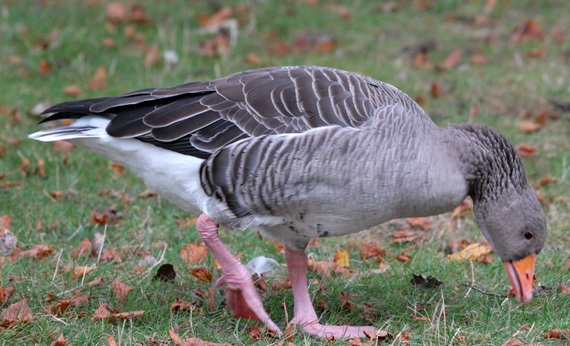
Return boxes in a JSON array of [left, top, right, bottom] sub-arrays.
[[285, 247, 375, 339], [196, 214, 282, 335]]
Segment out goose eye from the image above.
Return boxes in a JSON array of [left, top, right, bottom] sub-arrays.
[[523, 231, 534, 240]]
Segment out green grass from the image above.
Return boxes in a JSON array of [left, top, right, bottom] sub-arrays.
[[1, 0, 569, 345]]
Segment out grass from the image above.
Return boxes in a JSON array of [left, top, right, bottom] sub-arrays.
[[1, 0, 569, 345]]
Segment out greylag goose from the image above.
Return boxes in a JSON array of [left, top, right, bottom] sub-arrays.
[[30, 66, 546, 339]]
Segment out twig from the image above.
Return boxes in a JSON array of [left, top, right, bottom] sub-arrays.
[[460, 283, 508, 298]]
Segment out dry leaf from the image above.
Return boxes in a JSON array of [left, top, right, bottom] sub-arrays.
[[170, 297, 196, 312], [189, 267, 212, 283], [169, 329, 234, 346], [448, 243, 491, 262], [50, 333, 68, 346], [144, 44, 161, 67], [112, 278, 133, 301], [512, 18, 544, 43], [110, 161, 125, 176], [63, 84, 83, 97], [439, 48, 462, 70], [430, 81, 443, 98], [198, 7, 233, 27], [517, 142, 537, 158], [107, 335, 119, 346], [92, 304, 111, 321], [308, 259, 355, 277], [396, 253, 412, 263], [71, 266, 97, 279], [544, 328, 570, 340], [19, 244, 55, 260], [333, 249, 350, 268], [360, 242, 386, 260], [271, 278, 292, 292], [406, 217, 431, 231], [106, 2, 128, 22], [180, 242, 208, 264], [0, 285, 15, 305], [1, 299, 32, 327], [39, 59, 51, 75], [72, 237, 92, 258], [87, 66, 108, 89]]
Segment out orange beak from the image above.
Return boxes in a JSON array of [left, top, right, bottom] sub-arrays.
[[503, 253, 536, 303]]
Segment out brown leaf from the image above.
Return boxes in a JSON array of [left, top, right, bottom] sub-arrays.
[[143, 44, 161, 67], [189, 267, 212, 283], [72, 237, 92, 258], [109, 310, 145, 321], [396, 253, 412, 263], [390, 229, 418, 244], [52, 140, 73, 153], [180, 242, 208, 264], [519, 119, 542, 133], [512, 18, 544, 43], [308, 259, 355, 277], [92, 304, 111, 321], [50, 333, 68, 346], [363, 329, 393, 341], [439, 48, 462, 70], [0, 215, 11, 232], [413, 51, 434, 70], [90, 206, 119, 225], [0, 285, 15, 306], [107, 335, 119, 346], [197, 7, 233, 27], [139, 189, 158, 198], [406, 217, 431, 231], [50, 295, 88, 316], [526, 47, 546, 59], [564, 256, 570, 270], [87, 277, 104, 287], [107, 2, 128, 22], [244, 52, 263, 66], [534, 174, 557, 189], [19, 155, 30, 176], [271, 278, 292, 291], [448, 243, 492, 262], [339, 291, 354, 311], [430, 81, 444, 98], [559, 283, 570, 295], [112, 278, 133, 302], [63, 84, 83, 97], [517, 142, 537, 158], [19, 244, 55, 260], [1, 299, 32, 327], [360, 242, 386, 260], [87, 66, 108, 89], [38, 59, 51, 76], [110, 161, 125, 176], [170, 297, 196, 312], [470, 52, 489, 65], [544, 328, 570, 340], [333, 249, 350, 268], [169, 329, 235, 346], [71, 266, 97, 279]]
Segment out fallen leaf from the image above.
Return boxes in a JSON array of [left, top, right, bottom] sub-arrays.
[[138, 189, 158, 198], [112, 278, 133, 302], [38, 59, 51, 75], [308, 259, 355, 277], [526, 47, 546, 59], [430, 81, 444, 98], [63, 84, 83, 97], [91, 304, 111, 321], [448, 243, 492, 262], [0, 285, 14, 306], [339, 291, 354, 311], [390, 229, 419, 244], [197, 7, 233, 27], [87, 66, 108, 89], [47, 294, 87, 317], [396, 253, 412, 263], [244, 52, 263, 66], [71, 266, 97, 279], [107, 335, 119, 346], [360, 242, 386, 260], [559, 283, 570, 295], [1, 299, 32, 327], [512, 18, 544, 43], [50, 333, 68, 346], [406, 217, 431, 231], [110, 161, 125, 176], [170, 297, 196, 312], [19, 244, 55, 260], [271, 278, 292, 291], [72, 237, 92, 258], [544, 328, 570, 340], [143, 44, 161, 67], [534, 174, 557, 189], [169, 329, 234, 346], [363, 329, 393, 341], [439, 48, 462, 70], [106, 2, 128, 22], [333, 249, 350, 268], [180, 242, 208, 264], [517, 142, 537, 158], [87, 277, 104, 287], [189, 267, 212, 283]]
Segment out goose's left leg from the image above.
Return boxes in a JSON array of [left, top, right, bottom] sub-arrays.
[[196, 214, 282, 335], [285, 247, 375, 339]]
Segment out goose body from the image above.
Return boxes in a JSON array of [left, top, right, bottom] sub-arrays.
[[30, 66, 546, 338]]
